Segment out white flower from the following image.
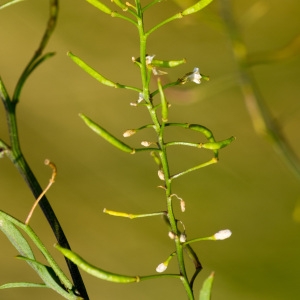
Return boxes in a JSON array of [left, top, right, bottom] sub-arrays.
[[156, 262, 167, 273], [168, 231, 176, 239], [123, 129, 136, 137], [141, 141, 151, 147], [214, 229, 232, 240], [180, 199, 186, 212], [187, 67, 202, 84], [145, 54, 167, 75], [130, 92, 144, 106], [180, 233, 187, 243], [181, 67, 202, 84], [158, 169, 165, 180], [137, 92, 144, 103], [146, 54, 155, 65]]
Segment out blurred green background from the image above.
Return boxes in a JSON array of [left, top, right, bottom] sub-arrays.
[[1, 0, 300, 299]]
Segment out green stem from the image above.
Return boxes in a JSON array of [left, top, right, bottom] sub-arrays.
[[1, 1, 89, 298], [135, 2, 193, 298], [146, 13, 182, 37]]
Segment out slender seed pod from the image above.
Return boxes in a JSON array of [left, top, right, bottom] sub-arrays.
[[182, 0, 213, 16], [79, 114, 135, 154], [201, 136, 236, 150], [55, 244, 139, 283], [86, 0, 112, 14], [111, 0, 127, 11], [151, 58, 186, 68], [157, 78, 168, 122], [68, 52, 117, 88], [188, 124, 215, 142]]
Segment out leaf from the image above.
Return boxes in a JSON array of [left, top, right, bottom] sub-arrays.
[[0, 211, 35, 260], [199, 272, 214, 300], [16, 256, 78, 300], [0, 211, 78, 299], [0, 282, 47, 289]]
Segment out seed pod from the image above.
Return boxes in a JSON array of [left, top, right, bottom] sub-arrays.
[[151, 58, 186, 68], [86, 0, 112, 14], [79, 114, 135, 154], [201, 136, 236, 150], [188, 124, 215, 142], [68, 52, 117, 88], [182, 0, 213, 16], [157, 78, 168, 122], [55, 244, 139, 283], [111, 0, 127, 11]]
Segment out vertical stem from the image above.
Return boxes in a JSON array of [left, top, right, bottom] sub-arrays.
[[1, 0, 89, 298], [135, 2, 193, 298], [3, 97, 89, 300]]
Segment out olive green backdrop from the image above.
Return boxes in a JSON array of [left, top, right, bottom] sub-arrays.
[[1, 0, 300, 299]]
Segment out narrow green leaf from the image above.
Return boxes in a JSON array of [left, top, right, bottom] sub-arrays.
[[0, 282, 47, 289], [13, 52, 55, 102], [16, 256, 78, 300], [182, 0, 213, 16], [56, 244, 139, 283], [79, 113, 135, 154], [0, 211, 74, 293], [199, 272, 214, 300], [0, 212, 35, 260]]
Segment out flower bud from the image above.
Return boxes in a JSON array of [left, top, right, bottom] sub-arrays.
[[141, 141, 152, 147], [180, 233, 187, 243], [180, 199, 186, 212], [156, 262, 167, 273], [168, 231, 176, 239], [158, 170, 165, 180], [123, 129, 136, 137], [214, 229, 232, 240]]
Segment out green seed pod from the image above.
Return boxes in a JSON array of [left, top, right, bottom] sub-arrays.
[[79, 114, 135, 154], [182, 0, 213, 16], [86, 0, 112, 14], [68, 52, 117, 88], [157, 78, 168, 122], [188, 124, 215, 142], [55, 244, 139, 283], [111, 0, 127, 11], [201, 136, 236, 150], [151, 58, 186, 68]]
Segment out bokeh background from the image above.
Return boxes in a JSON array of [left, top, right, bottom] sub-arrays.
[[1, 0, 300, 299]]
